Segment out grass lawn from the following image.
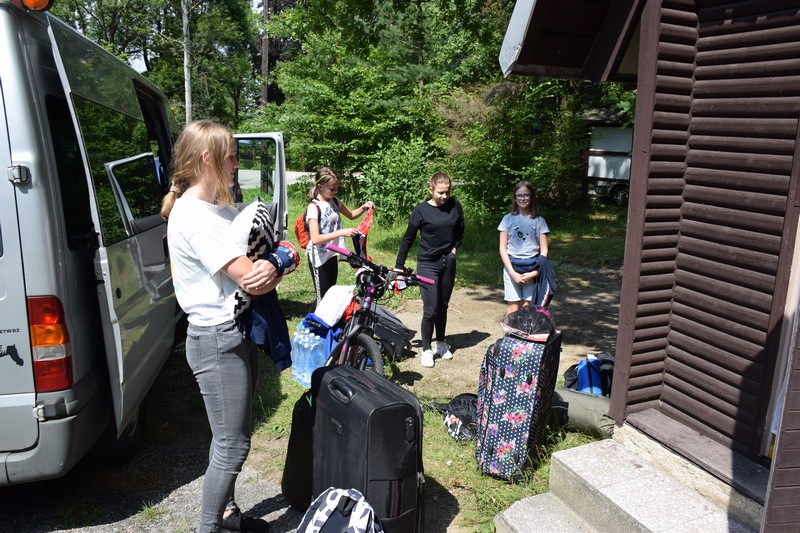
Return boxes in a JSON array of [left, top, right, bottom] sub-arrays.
[[244, 185, 627, 530]]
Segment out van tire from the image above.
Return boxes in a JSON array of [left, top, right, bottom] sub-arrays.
[[91, 404, 147, 464], [610, 185, 629, 207]]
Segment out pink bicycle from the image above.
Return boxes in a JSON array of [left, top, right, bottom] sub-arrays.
[[323, 243, 434, 375]]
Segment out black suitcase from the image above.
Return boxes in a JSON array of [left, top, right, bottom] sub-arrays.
[[281, 366, 336, 511], [313, 365, 424, 533], [281, 390, 314, 511]]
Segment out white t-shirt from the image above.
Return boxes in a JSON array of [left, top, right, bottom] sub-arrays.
[[167, 198, 243, 326], [306, 198, 345, 267], [498, 213, 550, 259]]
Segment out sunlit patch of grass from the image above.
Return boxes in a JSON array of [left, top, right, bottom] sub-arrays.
[[138, 501, 166, 522]]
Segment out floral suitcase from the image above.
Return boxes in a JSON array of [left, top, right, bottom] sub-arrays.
[[475, 331, 562, 481]]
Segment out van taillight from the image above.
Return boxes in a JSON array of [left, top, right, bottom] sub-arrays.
[[28, 296, 73, 392]]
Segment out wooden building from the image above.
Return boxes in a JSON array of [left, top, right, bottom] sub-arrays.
[[501, 0, 800, 530]]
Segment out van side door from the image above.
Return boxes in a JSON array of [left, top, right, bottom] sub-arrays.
[[234, 133, 288, 240], [46, 15, 179, 435]]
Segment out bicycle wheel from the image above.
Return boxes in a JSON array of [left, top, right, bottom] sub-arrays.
[[340, 332, 384, 376]]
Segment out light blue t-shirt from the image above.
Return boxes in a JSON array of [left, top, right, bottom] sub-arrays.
[[498, 213, 549, 259]]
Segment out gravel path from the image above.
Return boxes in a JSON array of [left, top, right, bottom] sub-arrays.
[[0, 338, 304, 533]]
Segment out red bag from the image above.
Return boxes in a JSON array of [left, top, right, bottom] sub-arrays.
[[293, 200, 320, 249]]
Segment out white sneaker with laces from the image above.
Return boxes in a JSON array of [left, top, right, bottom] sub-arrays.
[[436, 341, 453, 360], [420, 349, 435, 368]]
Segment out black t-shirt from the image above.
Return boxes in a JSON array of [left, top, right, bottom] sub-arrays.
[[395, 197, 464, 267]]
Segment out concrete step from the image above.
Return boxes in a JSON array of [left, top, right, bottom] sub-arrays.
[[495, 491, 597, 533], [495, 439, 757, 533]]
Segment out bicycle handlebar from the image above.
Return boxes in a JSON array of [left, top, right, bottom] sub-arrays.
[[326, 243, 352, 257], [325, 243, 435, 286], [407, 273, 434, 286]]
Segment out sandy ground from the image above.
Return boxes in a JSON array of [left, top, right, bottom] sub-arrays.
[[389, 269, 622, 401]]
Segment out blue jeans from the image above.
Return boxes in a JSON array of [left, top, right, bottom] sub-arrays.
[[186, 319, 259, 533]]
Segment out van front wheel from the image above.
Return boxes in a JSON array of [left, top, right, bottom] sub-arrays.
[[91, 404, 147, 464]]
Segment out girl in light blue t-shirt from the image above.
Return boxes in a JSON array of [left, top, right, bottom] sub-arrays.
[[498, 181, 549, 315]]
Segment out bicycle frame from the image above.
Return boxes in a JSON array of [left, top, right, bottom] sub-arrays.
[[324, 244, 434, 374]]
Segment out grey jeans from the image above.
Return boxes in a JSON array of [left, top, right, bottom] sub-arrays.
[[186, 319, 259, 533]]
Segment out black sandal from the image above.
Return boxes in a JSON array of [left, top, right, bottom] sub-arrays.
[[221, 504, 269, 532]]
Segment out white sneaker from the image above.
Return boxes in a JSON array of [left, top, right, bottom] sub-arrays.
[[436, 341, 453, 360], [420, 349, 435, 368]]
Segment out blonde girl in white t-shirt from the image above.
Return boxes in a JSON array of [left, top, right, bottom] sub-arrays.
[[161, 120, 275, 533]]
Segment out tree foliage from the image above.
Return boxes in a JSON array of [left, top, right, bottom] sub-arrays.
[[54, 0, 263, 127], [53, 0, 636, 219]]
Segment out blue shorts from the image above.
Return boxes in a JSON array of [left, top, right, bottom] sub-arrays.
[[503, 267, 534, 302]]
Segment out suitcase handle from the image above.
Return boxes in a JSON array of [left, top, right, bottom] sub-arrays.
[[329, 377, 355, 404]]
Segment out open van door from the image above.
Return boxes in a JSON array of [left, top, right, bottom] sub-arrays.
[[47, 16, 178, 436], [234, 133, 289, 240]]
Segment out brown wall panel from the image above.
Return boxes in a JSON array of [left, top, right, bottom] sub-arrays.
[[674, 271, 769, 322], [632, 349, 668, 365], [632, 337, 669, 354], [678, 236, 779, 274], [692, 97, 800, 118], [685, 150, 794, 175], [630, 360, 667, 377], [659, 402, 742, 451], [689, 118, 798, 140], [654, 93, 693, 112], [698, 26, 800, 54], [630, 373, 667, 390], [651, 127, 689, 143], [650, 142, 690, 159], [664, 359, 759, 418], [693, 77, 800, 98], [669, 316, 765, 365], [671, 303, 766, 347], [698, 60, 800, 80], [679, 219, 783, 254], [667, 334, 764, 381], [689, 135, 796, 156], [656, 75, 693, 94], [679, 204, 785, 234], [627, 385, 665, 405], [634, 314, 671, 330], [675, 254, 777, 293], [637, 288, 675, 304]]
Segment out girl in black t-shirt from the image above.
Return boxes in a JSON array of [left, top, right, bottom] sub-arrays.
[[395, 172, 464, 368]]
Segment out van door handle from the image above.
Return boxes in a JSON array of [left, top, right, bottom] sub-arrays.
[[163, 235, 169, 258]]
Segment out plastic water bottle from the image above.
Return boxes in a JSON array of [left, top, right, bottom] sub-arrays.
[[309, 334, 325, 374], [292, 326, 313, 388], [291, 332, 303, 386], [577, 354, 603, 395]]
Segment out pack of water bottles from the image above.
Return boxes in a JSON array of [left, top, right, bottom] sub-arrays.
[[291, 322, 327, 388]]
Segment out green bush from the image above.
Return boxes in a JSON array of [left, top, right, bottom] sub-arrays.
[[359, 138, 434, 223]]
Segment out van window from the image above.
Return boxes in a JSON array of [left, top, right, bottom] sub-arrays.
[[71, 95, 154, 245], [46, 96, 94, 250], [107, 154, 162, 220]]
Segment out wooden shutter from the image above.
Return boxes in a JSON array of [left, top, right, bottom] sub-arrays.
[[623, 0, 800, 455]]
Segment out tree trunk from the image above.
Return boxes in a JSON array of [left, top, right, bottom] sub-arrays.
[[182, 0, 192, 124], [260, 0, 269, 106]]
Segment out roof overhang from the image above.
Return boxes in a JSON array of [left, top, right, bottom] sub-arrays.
[[499, 0, 643, 82]]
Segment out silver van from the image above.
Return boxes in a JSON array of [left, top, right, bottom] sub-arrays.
[[0, 0, 287, 484]]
